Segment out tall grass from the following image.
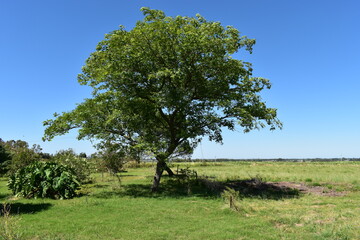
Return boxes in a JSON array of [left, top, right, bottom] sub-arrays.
[[0, 203, 23, 240]]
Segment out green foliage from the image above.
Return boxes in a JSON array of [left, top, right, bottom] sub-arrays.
[[0, 140, 42, 175], [221, 187, 243, 211], [8, 161, 80, 199], [43, 8, 281, 189], [53, 149, 91, 183], [0, 140, 11, 174], [0, 139, 9, 162], [101, 151, 125, 175], [175, 166, 198, 182], [95, 142, 128, 174], [43, 7, 281, 157]]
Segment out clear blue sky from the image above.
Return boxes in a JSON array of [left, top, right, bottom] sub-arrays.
[[1, 0, 359, 158]]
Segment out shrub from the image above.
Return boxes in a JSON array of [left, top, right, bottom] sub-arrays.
[[53, 149, 91, 183], [98, 149, 126, 174], [8, 161, 80, 199], [221, 187, 253, 214]]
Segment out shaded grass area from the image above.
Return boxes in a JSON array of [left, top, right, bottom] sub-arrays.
[[0, 161, 359, 239], [1, 202, 52, 215], [92, 176, 300, 200]]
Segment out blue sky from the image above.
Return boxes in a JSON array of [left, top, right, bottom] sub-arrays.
[[1, 0, 359, 158]]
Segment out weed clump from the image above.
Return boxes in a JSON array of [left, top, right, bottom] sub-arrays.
[[0, 203, 23, 240], [221, 187, 253, 214]]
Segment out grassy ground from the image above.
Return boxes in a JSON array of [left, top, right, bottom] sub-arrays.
[[1, 161, 360, 239]]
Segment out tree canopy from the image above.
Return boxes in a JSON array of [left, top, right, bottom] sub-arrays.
[[43, 8, 282, 191]]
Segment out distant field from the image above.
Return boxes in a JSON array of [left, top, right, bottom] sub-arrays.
[[1, 161, 360, 239]]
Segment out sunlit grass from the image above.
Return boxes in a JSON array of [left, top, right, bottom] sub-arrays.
[[174, 161, 360, 183], [1, 161, 359, 239]]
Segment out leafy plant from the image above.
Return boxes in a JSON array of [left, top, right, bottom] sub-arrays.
[[100, 148, 128, 188], [176, 166, 197, 182], [8, 161, 80, 199], [0, 141, 11, 175], [53, 149, 91, 183], [175, 167, 198, 194], [0, 139, 41, 175], [221, 187, 243, 212], [0, 203, 23, 240]]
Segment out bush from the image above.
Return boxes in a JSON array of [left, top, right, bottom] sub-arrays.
[[8, 161, 80, 199], [99, 150, 125, 174], [221, 187, 243, 212], [53, 149, 91, 183]]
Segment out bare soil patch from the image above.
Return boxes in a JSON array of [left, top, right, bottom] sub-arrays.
[[198, 178, 348, 199], [270, 182, 348, 197]]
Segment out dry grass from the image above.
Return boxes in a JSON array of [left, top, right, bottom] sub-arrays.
[[0, 203, 23, 240]]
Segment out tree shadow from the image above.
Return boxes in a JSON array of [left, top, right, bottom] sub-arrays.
[[92, 183, 111, 188], [0, 202, 53, 215], [224, 178, 300, 200], [0, 193, 11, 201], [92, 176, 300, 200]]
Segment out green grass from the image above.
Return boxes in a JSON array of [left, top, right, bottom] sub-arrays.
[[1, 161, 360, 239]]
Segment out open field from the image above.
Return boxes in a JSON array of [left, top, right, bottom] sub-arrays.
[[1, 161, 360, 239]]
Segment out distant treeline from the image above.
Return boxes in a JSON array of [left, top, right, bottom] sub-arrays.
[[169, 158, 360, 162]]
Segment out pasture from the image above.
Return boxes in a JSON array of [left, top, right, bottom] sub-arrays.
[[1, 161, 360, 239]]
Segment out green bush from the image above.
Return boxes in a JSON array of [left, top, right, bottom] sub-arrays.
[[8, 161, 80, 199], [53, 149, 91, 183]]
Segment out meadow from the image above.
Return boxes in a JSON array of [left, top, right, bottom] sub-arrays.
[[1, 161, 360, 240]]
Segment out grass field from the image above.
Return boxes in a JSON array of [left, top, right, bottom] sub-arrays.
[[1, 161, 360, 239]]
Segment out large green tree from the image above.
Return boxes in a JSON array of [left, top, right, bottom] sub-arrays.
[[0, 139, 11, 174], [43, 8, 282, 191], [1, 139, 42, 174]]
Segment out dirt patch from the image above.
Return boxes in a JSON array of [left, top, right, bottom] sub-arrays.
[[199, 178, 348, 198], [270, 182, 347, 197], [224, 179, 300, 199]]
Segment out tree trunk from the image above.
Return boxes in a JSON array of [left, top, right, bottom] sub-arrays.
[[151, 160, 166, 192], [164, 163, 174, 177]]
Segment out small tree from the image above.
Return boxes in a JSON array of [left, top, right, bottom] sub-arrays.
[[0, 140, 11, 174], [97, 142, 126, 174], [1, 140, 41, 174], [98, 144, 126, 187], [43, 8, 281, 191]]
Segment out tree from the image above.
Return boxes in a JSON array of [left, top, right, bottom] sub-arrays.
[[0, 139, 11, 174], [43, 8, 282, 191], [1, 140, 41, 174]]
